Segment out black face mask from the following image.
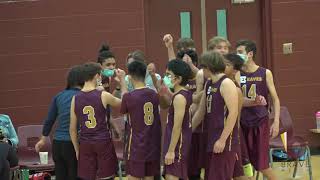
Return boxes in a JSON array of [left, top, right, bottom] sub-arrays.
[[177, 49, 198, 67]]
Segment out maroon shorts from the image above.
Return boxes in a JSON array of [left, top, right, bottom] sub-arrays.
[[126, 160, 160, 178], [78, 140, 118, 180], [165, 160, 188, 180], [239, 127, 250, 165], [233, 149, 244, 178], [205, 151, 237, 180], [241, 118, 270, 171], [188, 132, 207, 176]]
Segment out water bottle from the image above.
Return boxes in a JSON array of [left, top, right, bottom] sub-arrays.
[[21, 169, 29, 180], [316, 111, 320, 129], [243, 159, 253, 177]]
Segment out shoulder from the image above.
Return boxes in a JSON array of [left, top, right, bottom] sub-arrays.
[[221, 77, 235, 86], [0, 114, 10, 121], [221, 78, 237, 92], [196, 69, 204, 79], [173, 93, 186, 102], [55, 90, 66, 98], [265, 68, 272, 75], [101, 91, 112, 98]]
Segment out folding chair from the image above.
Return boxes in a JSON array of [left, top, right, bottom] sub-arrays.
[[17, 125, 55, 172], [268, 106, 312, 180], [9, 165, 20, 180]]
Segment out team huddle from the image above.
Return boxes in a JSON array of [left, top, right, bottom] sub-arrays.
[[38, 35, 280, 180]]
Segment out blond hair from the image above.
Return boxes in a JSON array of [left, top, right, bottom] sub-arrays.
[[208, 36, 231, 50]]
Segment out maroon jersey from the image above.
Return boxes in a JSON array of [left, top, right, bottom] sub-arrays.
[[205, 76, 239, 152], [240, 67, 269, 127], [186, 78, 197, 93], [74, 90, 111, 141], [186, 78, 207, 133], [163, 90, 192, 161], [120, 88, 161, 162]]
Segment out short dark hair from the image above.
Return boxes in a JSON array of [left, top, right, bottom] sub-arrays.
[[81, 62, 102, 82], [224, 53, 244, 71], [167, 59, 192, 86], [236, 39, 257, 59], [66, 65, 84, 89], [97, 43, 115, 64], [128, 61, 146, 82], [127, 50, 146, 63], [200, 51, 225, 74], [176, 49, 198, 67], [176, 38, 195, 51]]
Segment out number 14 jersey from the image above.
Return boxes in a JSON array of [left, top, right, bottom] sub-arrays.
[[240, 67, 269, 127]]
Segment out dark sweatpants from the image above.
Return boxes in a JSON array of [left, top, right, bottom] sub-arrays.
[[52, 140, 78, 180]]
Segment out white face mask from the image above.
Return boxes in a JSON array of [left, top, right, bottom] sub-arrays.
[[237, 53, 249, 64]]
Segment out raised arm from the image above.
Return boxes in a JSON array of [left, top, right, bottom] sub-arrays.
[[115, 68, 127, 96], [163, 34, 176, 61], [193, 69, 205, 104], [192, 89, 206, 131], [148, 63, 161, 91], [102, 91, 122, 108]]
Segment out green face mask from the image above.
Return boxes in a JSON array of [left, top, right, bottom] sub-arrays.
[[237, 53, 248, 64], [101, 69, 115, 77], [163, 75, 174, 90]]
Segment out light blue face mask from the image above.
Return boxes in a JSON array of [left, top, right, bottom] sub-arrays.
[[101, 69, 115, 77], [237, 53, 248, 64], [125, 75, 134, 92], [163, 75, 174, 89]]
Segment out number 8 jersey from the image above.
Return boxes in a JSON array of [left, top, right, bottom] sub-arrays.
[[120, 88, 161, 162], [74, 89, 111, 141], [240, 67, 269, 127]]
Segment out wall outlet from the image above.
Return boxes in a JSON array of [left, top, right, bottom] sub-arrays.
[[283, 43, 293, 54]]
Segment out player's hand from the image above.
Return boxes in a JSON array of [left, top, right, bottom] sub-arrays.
[[115, 68, 126, 80], [147, 63, 156, 76], [114, 76, 120, 83], [213, 138, 226, 153], [182, 54, 193, 65], [165, 151, 175, 165], [254, 95, 267, 106], [163, 34, 173, 48], [96, 85, 105, 91], [270, 121, 280, 139], [35, 139, 46, 152]]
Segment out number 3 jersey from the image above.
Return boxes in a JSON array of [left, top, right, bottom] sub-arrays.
[[74, 90, 111, 142], [240, 67, 269, 127], [120, 88, 161, 162]]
